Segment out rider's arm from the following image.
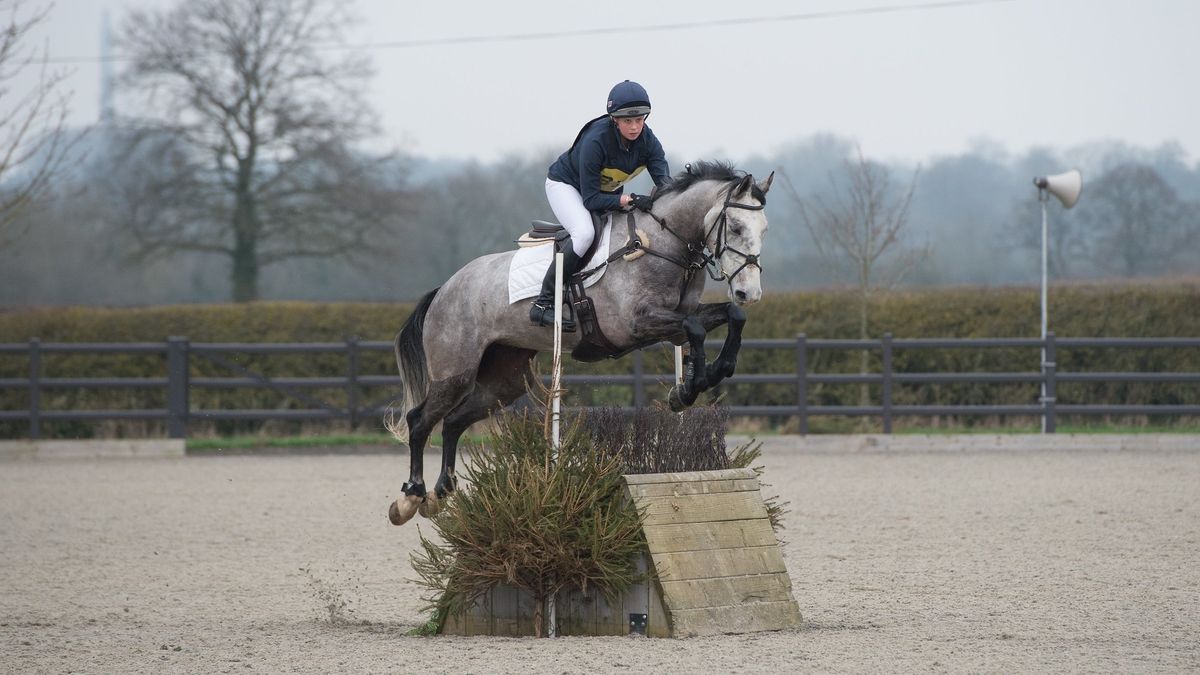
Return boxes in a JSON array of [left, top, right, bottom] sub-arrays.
[[577, 137, 623, 212]]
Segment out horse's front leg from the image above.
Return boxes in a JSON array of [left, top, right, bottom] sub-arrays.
[[669, 302, 749, 411], [667, 315, 710, 411], [703, 302, 746, 385]]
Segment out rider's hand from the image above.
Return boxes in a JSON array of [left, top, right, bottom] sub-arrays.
[[629, 193, 654, 212]]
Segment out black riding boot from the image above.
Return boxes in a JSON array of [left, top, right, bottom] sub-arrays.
[[529, 239, 582, 331]]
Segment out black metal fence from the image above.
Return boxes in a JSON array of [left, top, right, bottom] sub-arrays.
[[3, 333, 1199, 439]]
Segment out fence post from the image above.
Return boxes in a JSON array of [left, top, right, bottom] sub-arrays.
[[1043, 331, 1057, 434], [882, 333, 893, 434], [795, 333, 808, 435], [347, 336, 360, 428], [166, 337, 190, 439], [28, 338, 41, 440], [632, 350, 647, 408]]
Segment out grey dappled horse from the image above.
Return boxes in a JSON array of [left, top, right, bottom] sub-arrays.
[[388, 161, 774, 525]]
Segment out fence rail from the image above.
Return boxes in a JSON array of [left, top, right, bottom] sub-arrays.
[[3, 333, 1199, 439]]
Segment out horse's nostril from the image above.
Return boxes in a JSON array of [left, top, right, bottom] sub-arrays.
[[734, 290, 748, 301]]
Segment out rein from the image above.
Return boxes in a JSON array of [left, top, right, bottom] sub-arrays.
[[615, 179, 764, 289], [567, 177, 764, 360], [575, 178, 764, 292]]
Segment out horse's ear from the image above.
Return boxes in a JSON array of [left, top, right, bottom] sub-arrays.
[[735, 174, 754, 198], [756, 171, 775, 195]]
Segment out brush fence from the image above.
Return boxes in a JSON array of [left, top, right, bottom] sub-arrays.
[[441, 467, 802, 637]]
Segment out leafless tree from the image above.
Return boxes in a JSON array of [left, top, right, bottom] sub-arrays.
[[0, 0, 78, 246], [781, 145, 927, 408], [1082, 163, 1195, 277], [412, 153, 556, 284], [114, 0, 407, 302], [783, 146, 926, 337], [1009, 191, 1089, 279]]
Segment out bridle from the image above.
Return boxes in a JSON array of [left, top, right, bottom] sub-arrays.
[[581, 176, 765, 300], [701, 180, 765, 283], [631, 179, 765, 289], [566, 176, 765, 359]]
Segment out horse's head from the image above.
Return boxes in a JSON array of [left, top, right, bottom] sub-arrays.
[[702, 171, 774, 305]]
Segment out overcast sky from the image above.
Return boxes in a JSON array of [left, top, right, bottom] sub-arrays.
[[20, 0, 1200, 165]]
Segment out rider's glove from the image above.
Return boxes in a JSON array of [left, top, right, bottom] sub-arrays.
[[629, 193, 654, 212]]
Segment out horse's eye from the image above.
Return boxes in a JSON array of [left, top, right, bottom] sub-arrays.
[[730, 225, 744, 237]]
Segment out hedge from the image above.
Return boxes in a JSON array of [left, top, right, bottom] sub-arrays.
[[2, 280, 1197, 437]]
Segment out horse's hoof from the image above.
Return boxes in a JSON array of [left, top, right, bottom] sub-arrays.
[[388, 496, 422, 526], [418, 491, 441, 518]]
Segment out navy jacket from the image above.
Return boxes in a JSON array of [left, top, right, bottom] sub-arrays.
[[547, 116, 670, 212]]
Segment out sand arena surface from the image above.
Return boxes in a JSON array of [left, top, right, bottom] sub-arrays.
[[2, 443, 1198, 673]]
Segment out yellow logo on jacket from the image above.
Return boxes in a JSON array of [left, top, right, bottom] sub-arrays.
[[599, 165, 646, 192]]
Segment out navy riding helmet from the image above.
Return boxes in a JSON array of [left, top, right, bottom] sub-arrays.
[[607, 80, 651, 118]]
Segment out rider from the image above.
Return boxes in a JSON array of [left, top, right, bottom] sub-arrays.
[[530, 80, 671, 330]]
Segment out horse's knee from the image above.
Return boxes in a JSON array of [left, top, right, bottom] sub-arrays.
[[681, 316, 705, 342]]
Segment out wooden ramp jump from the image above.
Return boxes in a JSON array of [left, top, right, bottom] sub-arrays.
[[627, 468, 802, 637], [441, 468, 802, 637]]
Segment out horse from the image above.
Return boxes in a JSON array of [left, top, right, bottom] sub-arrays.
[[388, 160, 774, 526]]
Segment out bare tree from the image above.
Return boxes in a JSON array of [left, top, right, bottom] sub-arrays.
[[781, 145, 926, 408], [783, 146, 926, 337], [0, 0, 78, 246], [412, 152, 556, 284], [115, 0, 406, 302], [1082, 163, 1195, 277], [1009, 194, 1089, 279]]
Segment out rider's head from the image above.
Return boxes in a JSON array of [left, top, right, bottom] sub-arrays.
[[607, 80, 650, 142]]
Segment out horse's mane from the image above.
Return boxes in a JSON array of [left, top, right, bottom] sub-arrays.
[[655, 160, 767, 204]]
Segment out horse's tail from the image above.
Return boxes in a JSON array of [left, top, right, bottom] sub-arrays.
[[386, 287, 439, 444]]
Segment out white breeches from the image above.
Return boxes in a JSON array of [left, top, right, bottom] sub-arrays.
[[545, 178, 594, 257]]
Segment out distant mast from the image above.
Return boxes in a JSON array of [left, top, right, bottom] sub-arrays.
[[99, 9, 114, 124]]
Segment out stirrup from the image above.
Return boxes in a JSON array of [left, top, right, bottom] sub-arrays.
[[530, 302, 576, 332]]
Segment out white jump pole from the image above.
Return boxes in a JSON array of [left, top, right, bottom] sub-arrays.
[[551, 251, 563, 452], [674, 345, 685, 386], [547, 250, 564, 638]]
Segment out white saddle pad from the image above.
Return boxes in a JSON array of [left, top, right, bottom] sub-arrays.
[[507, 216, 613, 304]]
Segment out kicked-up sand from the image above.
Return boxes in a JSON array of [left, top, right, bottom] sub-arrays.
[[1, 440, 1198, 673]]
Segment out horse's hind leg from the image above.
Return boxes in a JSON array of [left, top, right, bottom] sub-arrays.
[[388, 371, 475, 526], [420, 345, 537, 517]]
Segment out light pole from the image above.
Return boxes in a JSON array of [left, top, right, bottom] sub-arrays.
[[1032, 169, 1082, 433]]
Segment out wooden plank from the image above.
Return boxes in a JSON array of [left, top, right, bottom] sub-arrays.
[[491, 585, 513, 636], [642, 518, 778, 554], [635, 491, 768, 526], [669, 600, 803, 637], [621, 554, 651, 636], [515, 586, 537, 636], [652, 545, 787, 581], [626, 477, 760, 499], [659, 572, 794, 610], [441, 610, 464, 635], [559, 587, 627, 636], [624, 468, 757, 485], [646, 578, 670, 638]]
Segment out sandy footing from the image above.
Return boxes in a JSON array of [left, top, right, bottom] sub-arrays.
[[2, 443, 1197, 673]]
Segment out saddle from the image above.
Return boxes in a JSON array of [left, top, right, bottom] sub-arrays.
[[516, 212, 650, 362]]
